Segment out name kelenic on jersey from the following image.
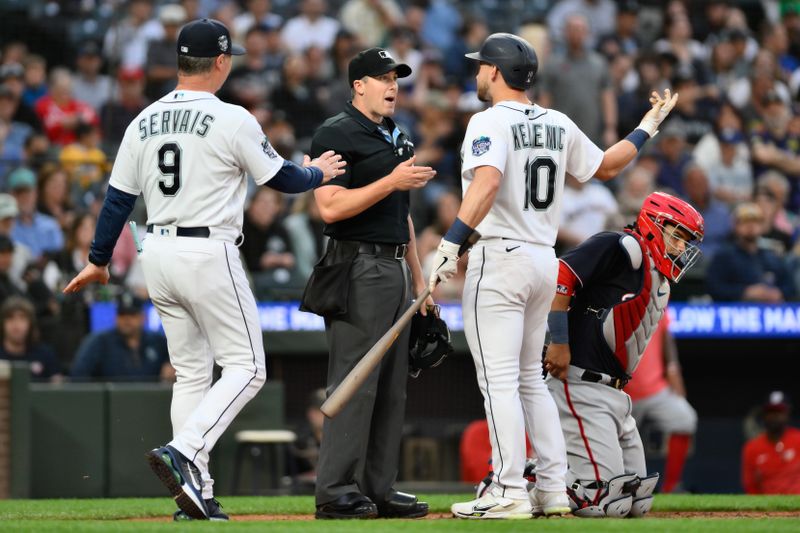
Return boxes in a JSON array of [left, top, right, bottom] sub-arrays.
[[510, 122, 565, 152], [138, 109, 215, 140]]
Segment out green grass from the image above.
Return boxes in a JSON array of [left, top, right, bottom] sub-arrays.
[[0, 494, 798, 532]]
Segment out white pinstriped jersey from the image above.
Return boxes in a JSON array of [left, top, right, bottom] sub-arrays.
[[109, 90, 284, 240], [460, 101, 604, 246]]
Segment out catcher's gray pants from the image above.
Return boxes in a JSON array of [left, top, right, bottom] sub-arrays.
[[546, 366, 647, 485], [315, 253, 411, 506], [631, 388, 697, 435]]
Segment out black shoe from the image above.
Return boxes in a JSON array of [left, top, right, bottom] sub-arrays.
[[315, 492, 379, 519], [174, 498, 229, 521], [377, 491, 429, 519], [146, 445, 208, 519]]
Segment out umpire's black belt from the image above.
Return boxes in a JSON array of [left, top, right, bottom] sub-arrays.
[[574, 367, 628, 390], [330, 239, 408, 260], [147, 224, 210, 238]]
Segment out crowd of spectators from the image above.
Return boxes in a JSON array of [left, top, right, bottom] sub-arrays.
[[2, 0, 800, 379]]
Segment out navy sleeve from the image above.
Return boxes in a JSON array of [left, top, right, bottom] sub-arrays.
[[771, 253, 797, 300], [559, 232, 627, 288], [88, 185, 138, 266], [266, 160, 323, 193], [705, 246, 747, 301]]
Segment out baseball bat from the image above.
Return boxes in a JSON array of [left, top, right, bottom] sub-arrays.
[[321, 230, 481, 418]]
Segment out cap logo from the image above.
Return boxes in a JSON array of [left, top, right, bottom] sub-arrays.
[[378, 50, 393, 60], [180, 46, 188, 53], [218, 35, 228, 52]]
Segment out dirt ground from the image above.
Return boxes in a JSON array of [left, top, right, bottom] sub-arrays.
[[130, 510, 800, 522]]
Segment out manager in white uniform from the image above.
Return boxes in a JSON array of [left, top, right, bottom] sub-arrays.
[[64, 18, 345, 521]]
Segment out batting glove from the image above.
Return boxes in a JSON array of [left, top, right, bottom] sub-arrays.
[[429, 239, 460, 290], [637, 88, 679, 138]]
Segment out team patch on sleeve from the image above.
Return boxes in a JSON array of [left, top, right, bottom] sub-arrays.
[[556, 283, 570, 295], [261, 136, 279, 158], [471, 136, 491, 156]]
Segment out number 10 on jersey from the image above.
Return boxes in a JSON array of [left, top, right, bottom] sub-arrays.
[[524, 156, 556, 211]]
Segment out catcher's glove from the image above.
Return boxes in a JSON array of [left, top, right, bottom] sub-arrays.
[[408, 305, 453, 378]]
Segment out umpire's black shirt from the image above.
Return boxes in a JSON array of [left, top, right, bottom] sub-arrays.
[[310, 101, 414, 244]]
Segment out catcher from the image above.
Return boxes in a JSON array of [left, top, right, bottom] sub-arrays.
[[543, 192, 704, 518]]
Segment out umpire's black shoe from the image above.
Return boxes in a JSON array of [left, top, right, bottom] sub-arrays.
[[174, 498, 229, 521], [377, 491, 429, 519], [146, 445, 208, 520], [315, 493, 378, 519]]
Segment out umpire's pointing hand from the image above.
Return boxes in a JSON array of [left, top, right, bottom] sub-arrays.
[[389, 156, 436, 190], [63, 263, 110, 294], [544, 343, 571, 381], [307, 150, 347, 183]]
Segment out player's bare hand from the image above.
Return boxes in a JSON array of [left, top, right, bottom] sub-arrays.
[[308, 150, 347, 183], [63, 263, 110, 294], [544, 343, 571, 381], [390, 156, 436, 191], [414, 283, 435, 316], [638, 88, 679, 137]]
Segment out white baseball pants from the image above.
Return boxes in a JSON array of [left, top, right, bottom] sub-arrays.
[[140, 233, 266, 499], [462, 239, 567, 498]]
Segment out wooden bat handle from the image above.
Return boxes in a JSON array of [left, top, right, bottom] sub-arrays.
[[320, 287, 431, 418]]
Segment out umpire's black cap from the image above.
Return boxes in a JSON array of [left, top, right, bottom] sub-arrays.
[[348, 47, 411, 86], [177, 18, 245, 58]]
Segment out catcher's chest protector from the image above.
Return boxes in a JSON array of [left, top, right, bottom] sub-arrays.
[[601, 232, 670, 375]]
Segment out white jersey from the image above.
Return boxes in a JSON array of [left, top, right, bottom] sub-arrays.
[[109, 90, 284, 242], [461, 101, 604, 246]]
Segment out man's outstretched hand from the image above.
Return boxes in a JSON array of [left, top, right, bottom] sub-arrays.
[[638, 88, 679, 137], [63, 263, 110, 294]]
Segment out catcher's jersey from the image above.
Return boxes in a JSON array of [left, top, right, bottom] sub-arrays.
[[461, 101, 604, 246], [109, 90, 284, 241], [560, 231, 671, 378]]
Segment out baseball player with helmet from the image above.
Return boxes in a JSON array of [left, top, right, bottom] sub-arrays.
[[544, 192, 704, 518], [63, 18, 345, 521], [428, 32, 680, 519]]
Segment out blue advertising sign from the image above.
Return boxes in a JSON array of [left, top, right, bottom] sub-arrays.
[[90, 302, 800, 339]]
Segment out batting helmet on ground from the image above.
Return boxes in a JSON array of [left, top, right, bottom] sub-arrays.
[[465, 32, 538, 90], [408, 305, 453, 378]]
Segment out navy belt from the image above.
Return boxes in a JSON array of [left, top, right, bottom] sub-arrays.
[[329, 239, 407, 260], [147, 225, 210, 238], [357, 242, 407, 259], [581, 370, 628, 390]]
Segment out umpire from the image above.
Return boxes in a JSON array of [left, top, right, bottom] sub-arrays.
[[308, 48, 435, 519]]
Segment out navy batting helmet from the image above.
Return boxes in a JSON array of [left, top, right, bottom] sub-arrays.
[[465, 33, 538, 90]]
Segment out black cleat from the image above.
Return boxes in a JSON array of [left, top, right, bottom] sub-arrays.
[[146, 445, 208, 520], [174, 498, 228, 521]]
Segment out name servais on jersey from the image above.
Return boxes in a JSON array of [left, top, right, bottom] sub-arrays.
[[138, 108, 215, 140]]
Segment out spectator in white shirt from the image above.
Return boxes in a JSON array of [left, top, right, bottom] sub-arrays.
[[281, 0, 340, 53]]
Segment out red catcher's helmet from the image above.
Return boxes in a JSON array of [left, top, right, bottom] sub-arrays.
[[636, 192, 705, 282]]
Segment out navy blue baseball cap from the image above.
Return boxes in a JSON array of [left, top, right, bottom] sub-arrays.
[[177, 18, 245, 58]]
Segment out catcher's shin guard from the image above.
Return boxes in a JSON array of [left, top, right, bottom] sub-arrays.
[[567, 473, 638, 518], [629, 473, 659, 518]]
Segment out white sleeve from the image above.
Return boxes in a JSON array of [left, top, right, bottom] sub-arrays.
[[232, 113, 286, 185], [108, 124, 141, 195], [461, 111, 508, 179], [564, 115, 604, 183]]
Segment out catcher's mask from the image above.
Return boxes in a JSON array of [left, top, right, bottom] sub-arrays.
[[635, 192, 704, 282], [408, 305, 453, 378]]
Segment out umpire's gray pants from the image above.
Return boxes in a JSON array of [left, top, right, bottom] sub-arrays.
[[631, 388, 697, 435], [315, 253, 411, 506]]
